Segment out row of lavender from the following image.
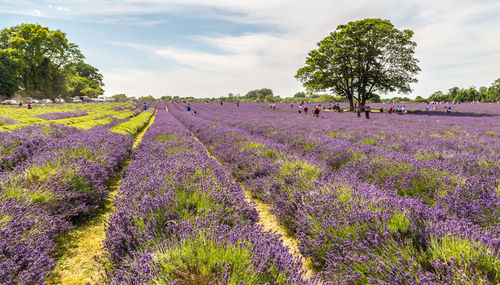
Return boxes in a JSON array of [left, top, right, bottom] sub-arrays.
[[169, 103, 499, 284], [193, 103, 499, 176], [0, 124, 133, 283], [101, 104, 311, 284], [190, 103, 500, 227]]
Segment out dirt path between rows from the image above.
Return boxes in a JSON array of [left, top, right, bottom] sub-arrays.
[[48, 111, 157, 285]]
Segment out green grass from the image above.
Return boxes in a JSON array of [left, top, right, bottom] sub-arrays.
[[362, 137, 379, 146], [429, 236, 500, 282], [239, 141, 265, 152], [387, 212, 411, 235], [151, 235, 290, 284], [279, 160, 319, 190]]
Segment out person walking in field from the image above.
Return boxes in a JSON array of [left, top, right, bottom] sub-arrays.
[[298, 104, 302, 114], [314, 106, 320, 118], [365, 106, 371, 119], [186, 103, 192, 114], [304, 106, 308, 114], [143, 102, 147, 110]]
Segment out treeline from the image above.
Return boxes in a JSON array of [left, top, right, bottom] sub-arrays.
[[422, 79, 500, 103], [124, 89, 347, 103], [161, 79, 500, 103], [0, 24, 104, 100], [115, 81, 500, 104]]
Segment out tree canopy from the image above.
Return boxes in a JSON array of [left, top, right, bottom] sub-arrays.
[[0, 50, 20, 98], [0, 24, 103, 99], [296, 18, 420, 110]]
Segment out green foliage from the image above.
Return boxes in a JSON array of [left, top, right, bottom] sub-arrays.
[[66, 75, 103, 98], [72, 117, 114, 130], [111, 94, 128, 101], [414, 96, 426, 103], [151, 235, 290, 284], [243, 88, 274, 102], [425, 80, 500, 103], [429, 236, 500, 282], [296, 18, 420, 109], [293, 91, 306, 98], [111, 110, 153, 136], [362, 137, 379, 146], [387, 212, 411, 234], [239, 141, 265, 152], [0, 49, 20, 97], [279, 160, 319, 189], [0, 23, 86, 98], [138, 95, 157, 101]]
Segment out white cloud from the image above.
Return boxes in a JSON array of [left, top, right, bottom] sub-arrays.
[[48, 5, 69, 12], [3, 0, 500, 98], [33, 9, 42, 16]]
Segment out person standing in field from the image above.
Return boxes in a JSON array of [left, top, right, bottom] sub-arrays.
[[304, 106, 308, 114], [143, 102, 147, 110], [27, 103, 32, 109], [365, 106, 371, 119], [298, 104, 302, 114], [186, 103, 191, 114]]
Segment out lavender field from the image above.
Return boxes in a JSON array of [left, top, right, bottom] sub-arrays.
[[0, 102, 499, 284]]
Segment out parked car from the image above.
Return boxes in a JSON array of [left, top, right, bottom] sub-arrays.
[[41, 99, 53, 104], [31, 99, 40, 104], [70, 98, 83, 103], [3, 99, 19, 105], [80, 96, 91, 102], [54, 98, 65, 103]]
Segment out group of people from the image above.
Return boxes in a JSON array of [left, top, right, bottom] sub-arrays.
[[357, 105, 371, 119], [297, 104, 322, 117], [17, 102, 33, 109], [387, 106, 407, 114]]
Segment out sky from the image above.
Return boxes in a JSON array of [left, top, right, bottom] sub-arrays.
[[1, 0, 499, 99]]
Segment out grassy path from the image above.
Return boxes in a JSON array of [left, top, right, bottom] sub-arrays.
[[183, 120, 314, 279], [47, 111, 157, 284]]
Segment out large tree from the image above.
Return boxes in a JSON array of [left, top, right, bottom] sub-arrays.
[[65, 62, 104, 98], [0, 50, 20, 98], [296, 18, 420, 110], [0, 24, 85, 98], [244, 88, 274, 102]]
